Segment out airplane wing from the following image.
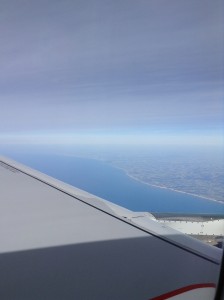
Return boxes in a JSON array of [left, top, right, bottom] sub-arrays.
[[0, 156, 223, 299]]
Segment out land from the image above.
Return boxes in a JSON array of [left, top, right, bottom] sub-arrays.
[[108, 156, 224, 203], [74, 146, 224, 203]]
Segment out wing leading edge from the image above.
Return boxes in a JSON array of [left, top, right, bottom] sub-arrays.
[[0, 156, 222, 299]]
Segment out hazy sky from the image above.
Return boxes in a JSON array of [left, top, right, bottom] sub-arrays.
[[0, 0, 223, 145]]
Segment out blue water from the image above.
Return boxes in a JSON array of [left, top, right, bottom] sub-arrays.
[[8, 153, 224, 215]]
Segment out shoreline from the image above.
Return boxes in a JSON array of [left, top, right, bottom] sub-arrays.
[[64, 153, 224, 205], [104, 162, 224, 205]]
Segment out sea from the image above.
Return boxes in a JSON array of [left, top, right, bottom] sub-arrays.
[[2, 147, 224, 215]]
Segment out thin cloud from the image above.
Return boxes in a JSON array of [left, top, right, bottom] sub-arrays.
[[0, 0, 223, 144]]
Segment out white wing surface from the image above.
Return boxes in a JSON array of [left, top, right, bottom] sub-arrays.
[[0, 156, 222, 299]]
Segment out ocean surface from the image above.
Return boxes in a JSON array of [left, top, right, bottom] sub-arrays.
[[6, 152, 224, 215]]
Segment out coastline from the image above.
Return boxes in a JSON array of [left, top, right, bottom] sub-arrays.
[[64, 153, 224, 206], [121, 169, 224, 205]]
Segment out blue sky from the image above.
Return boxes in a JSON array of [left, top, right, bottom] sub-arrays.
[[0, 0, 223, 146]]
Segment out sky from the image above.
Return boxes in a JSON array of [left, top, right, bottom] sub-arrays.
[[0, 0, 223, 146]]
